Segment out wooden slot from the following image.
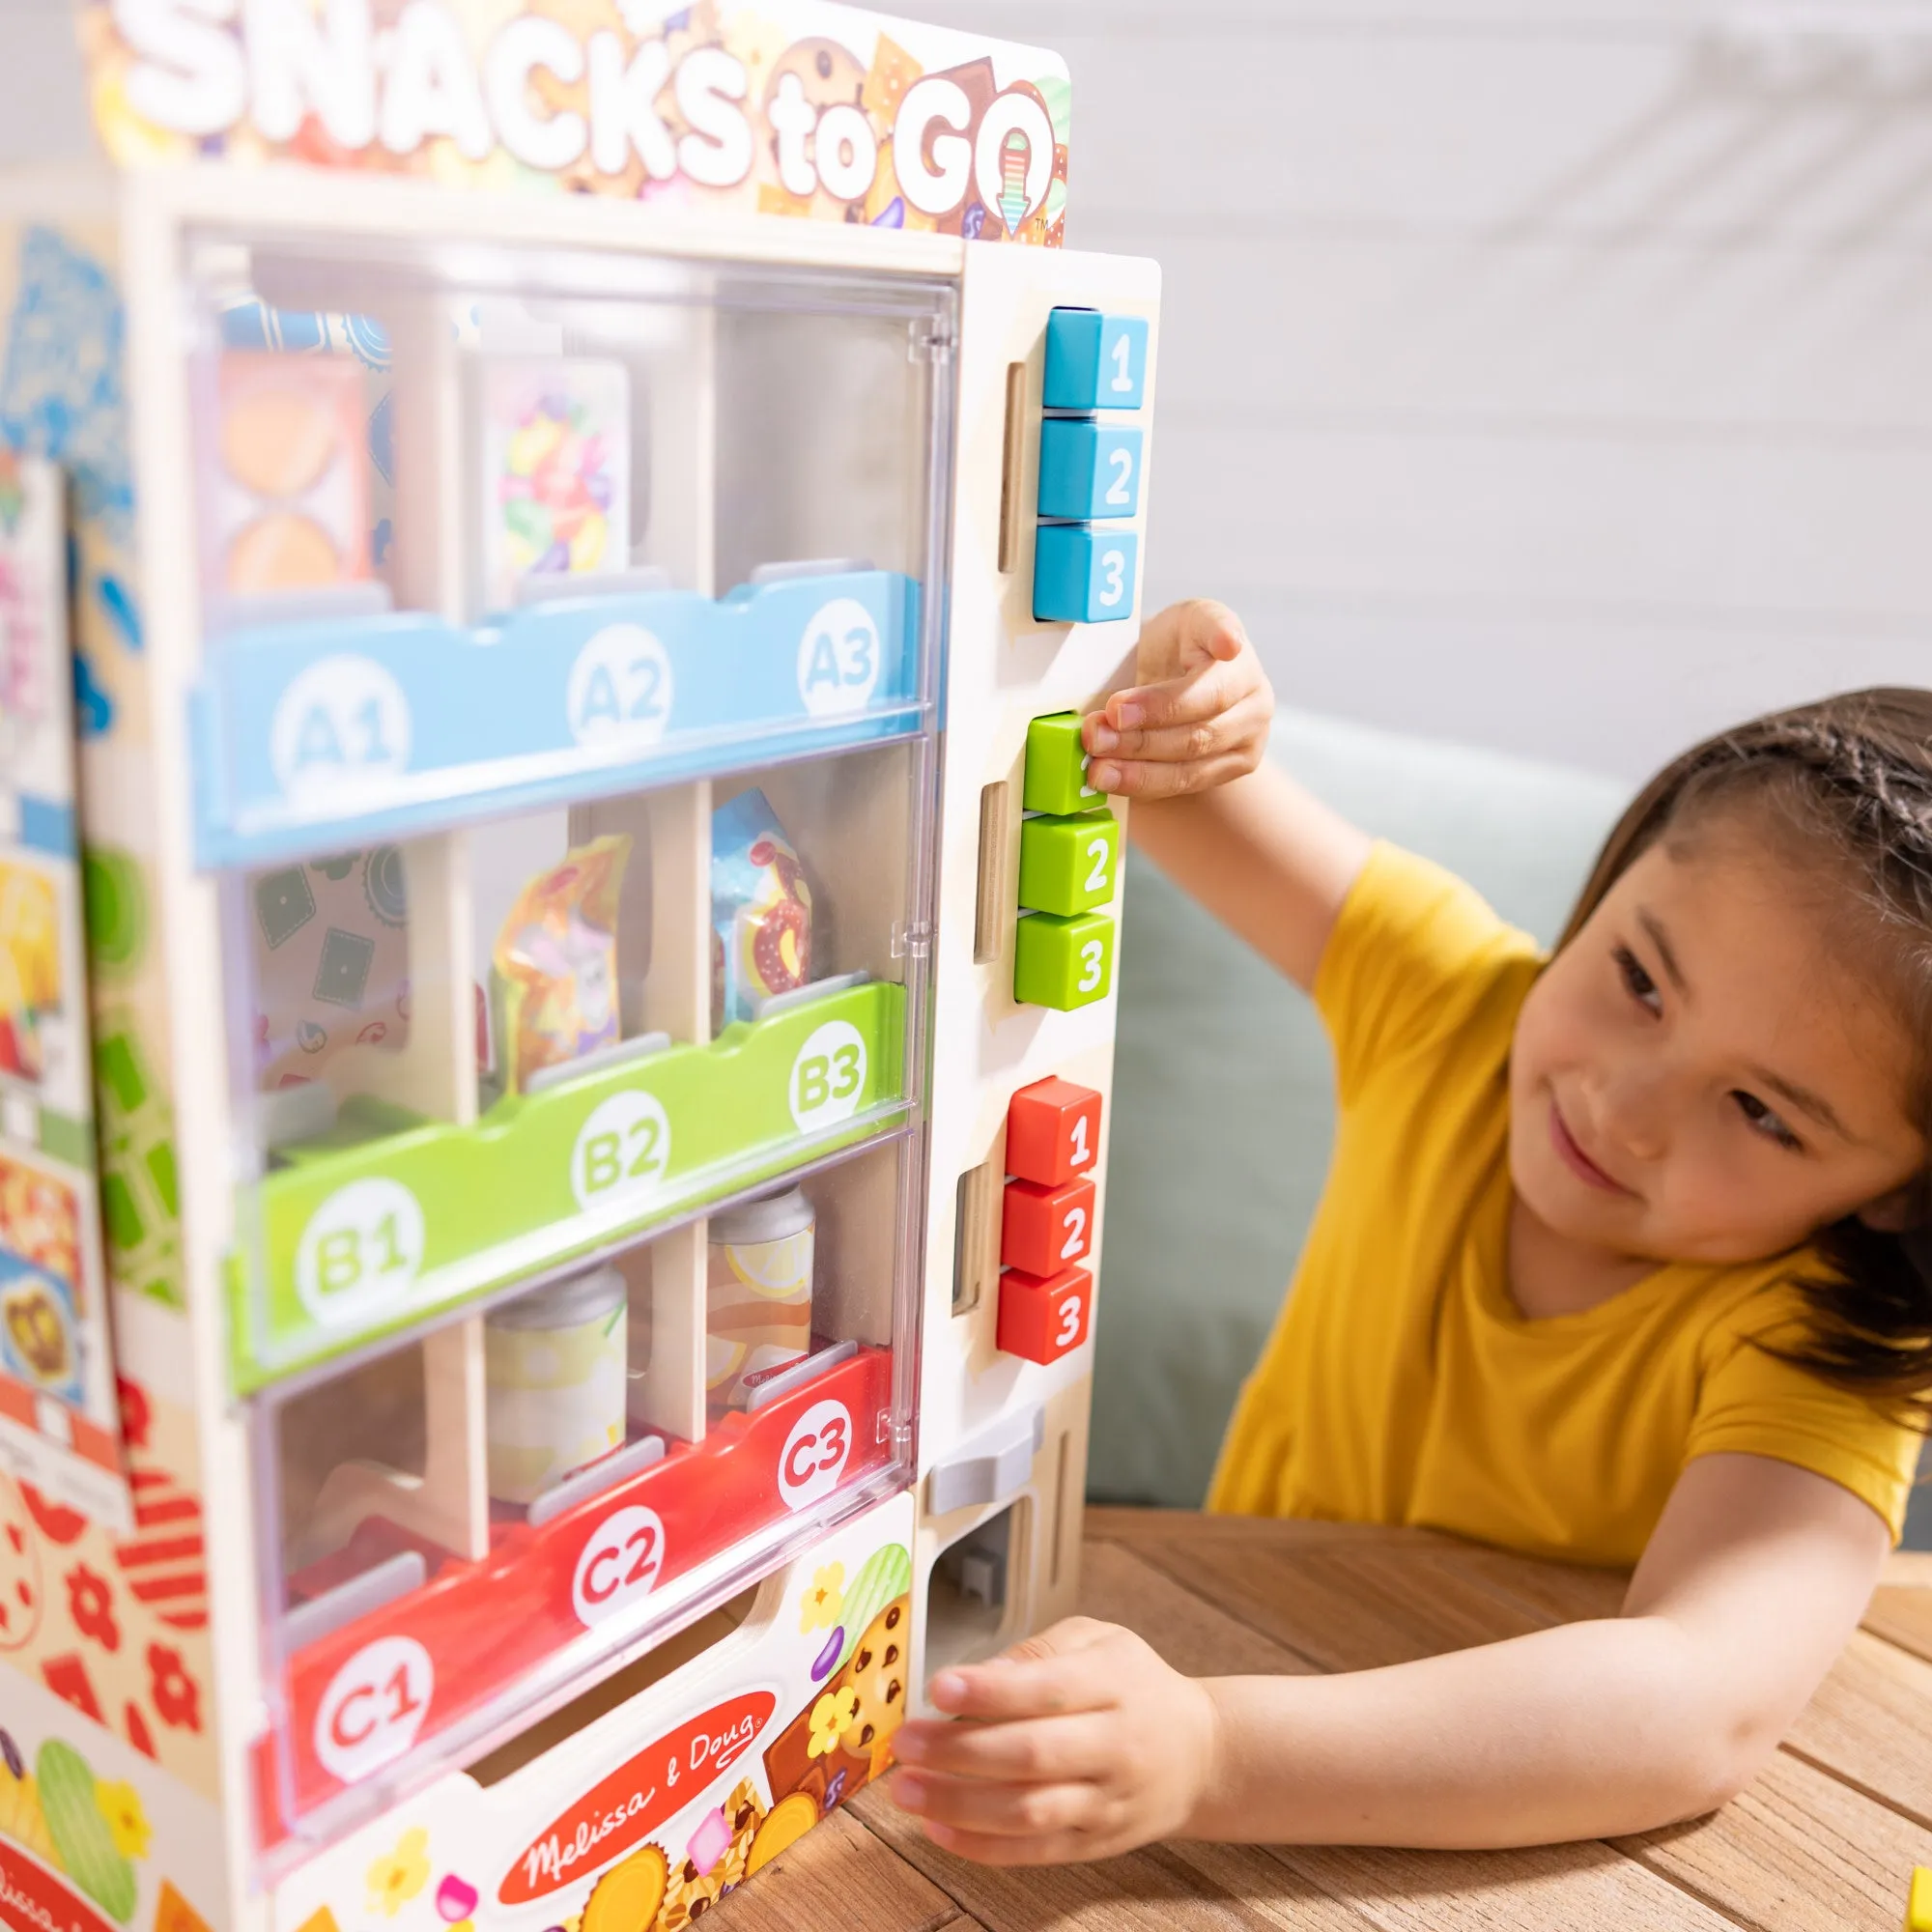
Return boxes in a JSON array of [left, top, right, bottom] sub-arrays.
[[997, 360, 1027, 576], [973, 781, 1011, 965], [1050, 1429, 1070, 1590], [952, 1135, 1005, 1318]]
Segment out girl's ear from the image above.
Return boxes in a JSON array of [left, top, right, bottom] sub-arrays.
[[1860, 1183, 1923, 1234]]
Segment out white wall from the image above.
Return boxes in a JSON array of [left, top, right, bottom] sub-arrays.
[[9, 1, 1932, 780], [916, 0, 1932, 781]]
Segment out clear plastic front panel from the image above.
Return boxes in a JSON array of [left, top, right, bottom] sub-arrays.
[[175, 226, 950, 1852]]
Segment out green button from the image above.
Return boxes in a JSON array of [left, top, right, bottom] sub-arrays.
[[1014, 911, 1116, 1009], [1023, 712, 1104, 817], [1019, 811, 1121, 916]]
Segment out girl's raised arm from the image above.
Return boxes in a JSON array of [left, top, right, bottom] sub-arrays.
[[1088, 601, 1370, 992]]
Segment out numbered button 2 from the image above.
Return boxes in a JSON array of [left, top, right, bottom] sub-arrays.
[[997, 1264, 1094, 1366], [1006, 1076, 1102, 1187], [1034, 526, 1139, 627], [1014, 909, 1115, 1011], [1002, 1174, 1095, 1277], [1018, 810, 1121, 918], [1037, 421, 1144, 522], [1042, 309, 1150, 412]]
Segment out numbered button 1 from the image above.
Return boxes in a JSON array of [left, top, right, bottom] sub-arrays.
[[1037, 420, 1144, 522], [997, 1264, 1094, 1366], [1023, 712, 1103, 818], [1042, 309, 1149, 412], [1002, 1174, 1095, 1277], [1006, 1075, 1102, 1187], [1018, 810, 1121, 918], [1014, 909, 1115, 1011], [1034, 526, 1139, 626]]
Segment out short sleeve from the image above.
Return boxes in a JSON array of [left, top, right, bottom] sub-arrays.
[[1312, 842, 1541, 1108], [1688, 1307, 1923, 1541]]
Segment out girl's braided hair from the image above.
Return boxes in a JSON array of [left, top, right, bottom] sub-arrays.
[[1556, 689, 1932, 1422]]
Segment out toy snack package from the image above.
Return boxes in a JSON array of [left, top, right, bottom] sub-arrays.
[[493, 834, 632, 1092], [711, 791, 813, 1030], [477, 357, 631, 608]]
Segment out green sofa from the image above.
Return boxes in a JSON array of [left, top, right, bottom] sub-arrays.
[[1092, 707, 1627, 1510]]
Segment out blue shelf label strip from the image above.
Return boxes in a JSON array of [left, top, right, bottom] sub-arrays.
[[191, 572, 923, 867]]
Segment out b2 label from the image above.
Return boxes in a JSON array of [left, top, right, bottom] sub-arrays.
[[572, 1091, 673, 1213]]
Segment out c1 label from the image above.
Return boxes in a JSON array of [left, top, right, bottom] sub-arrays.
[[573, 1504, 668, 1628], [788, 1020, 867, 1131], [567, 624, 674, 750], [797, 598, 881, 718], [778, 1399, 852, 1510], [270, 655, 412, 807], [571, 1090, 672, 1214], [294, 1177, 427, 1326], [314, 1635, 433, 1785]]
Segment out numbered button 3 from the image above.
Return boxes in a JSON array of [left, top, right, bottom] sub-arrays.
[[1014, 908, 1115, 1010], [1002, 1174, 1096, 1277], [997, 1264, 1094, 1366], [1033, 526, 1139, 627]]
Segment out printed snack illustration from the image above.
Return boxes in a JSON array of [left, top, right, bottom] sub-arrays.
[[213, 351, 371, 597], [0, 1151, 81, 1300], [492, 835, 631, 1092], [0, 1258, 78, 1396], [0, 858, 60, 1084], [251, 847, 411, 1092], [478, 358, 630, 609], [711, 791, 813, 1030]]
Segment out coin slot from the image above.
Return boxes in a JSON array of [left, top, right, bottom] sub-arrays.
[[973, 780, 1012, 965], [997, 360, 1026, 575]]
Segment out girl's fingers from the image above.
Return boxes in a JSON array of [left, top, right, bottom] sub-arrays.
[[1086, 691, 1270, 771], [892, 1710, 1119, 1783], [1090, 749, 1260, 802], [920, 1819, 1096, 1866], [893, 1769, 1101, 1838], [925, 1628, 1121, 1722], [1095, 658, 1255, 745], [1136, 599, 1251, 681]]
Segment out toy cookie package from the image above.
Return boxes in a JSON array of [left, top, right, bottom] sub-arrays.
[[492, 835, 632, 1092], [712, 790, 814, 1031]]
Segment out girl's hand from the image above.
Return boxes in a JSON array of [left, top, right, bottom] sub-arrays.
[[889, 1617, 1218, 1865], [1083, 599, 1273, 801]]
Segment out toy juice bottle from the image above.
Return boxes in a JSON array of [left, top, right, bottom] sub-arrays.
[[706, 1188, 814, 1406]]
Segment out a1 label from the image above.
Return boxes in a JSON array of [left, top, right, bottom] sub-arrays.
[[294, 1177, 427, 1326], [571, 1090, 672, 1213], [797, 598, 881, 717], [270, 655, 412, 806], [788, 1020, 867, 1131], [778, 1398, 852, 1510], [573, 1504, 668, 1627], [567, 624, 674, 749], [314, 1634, 434, 1785]]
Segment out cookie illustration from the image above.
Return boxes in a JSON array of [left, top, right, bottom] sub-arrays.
[[746, 1790, 817, 1878], [581, 1842, 667, 1932], [839, 1595, 908, 1760]]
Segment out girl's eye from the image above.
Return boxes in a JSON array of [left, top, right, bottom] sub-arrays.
[[1614, 946, 1662, 1013], [1733, 1090, 1802, 1151]]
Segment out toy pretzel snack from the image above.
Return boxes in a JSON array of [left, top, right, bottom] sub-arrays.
[[711, 790, 813, 1030], [492, 834, 632, 1092]]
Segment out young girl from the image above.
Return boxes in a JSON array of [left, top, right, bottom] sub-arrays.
[[889, 599, 1932, 1861]]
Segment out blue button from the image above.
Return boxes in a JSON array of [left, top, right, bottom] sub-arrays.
[[1043, 309, 1149, 412], [1037, 420, 1144, 522], [1034, 526, 1140, 625]]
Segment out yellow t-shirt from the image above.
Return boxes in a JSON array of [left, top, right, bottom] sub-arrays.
[[1207, 841, 1922, 1564]]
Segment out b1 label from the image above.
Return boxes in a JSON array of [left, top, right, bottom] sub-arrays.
[[314, 1635, 433, 1784], [778, 1399, 851, 1510], [797, 599, 881, 718], [573, 1504, 668, 1627], [789, 1020, 867, 1130], [568, 624, 674, 750], [294, 1177, 427, 1326], [571, 1090, 673, 1213], [270, 656, 412, 807]]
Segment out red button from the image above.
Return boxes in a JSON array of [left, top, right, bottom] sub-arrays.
[[996, 1264, 1093, 1365], [1001, 1175, 1095, 1277], [1005, 1077, 1101, 1188]]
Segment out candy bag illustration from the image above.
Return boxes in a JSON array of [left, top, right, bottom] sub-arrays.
[[711, 792, 812, 1030], [493, 835, 631, 1091]]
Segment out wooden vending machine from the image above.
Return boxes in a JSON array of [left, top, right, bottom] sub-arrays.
[[0, 3, 1157, 1923]]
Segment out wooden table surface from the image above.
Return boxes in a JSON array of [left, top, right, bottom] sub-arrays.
[[725, 1509, 1932, 1932]]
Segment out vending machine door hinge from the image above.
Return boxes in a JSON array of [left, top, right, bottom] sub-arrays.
[[909, 321, 955, 363], [892, 920, 933, 960]]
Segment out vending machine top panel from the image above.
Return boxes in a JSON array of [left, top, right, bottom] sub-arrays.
[[75, 0, 1071, 248]]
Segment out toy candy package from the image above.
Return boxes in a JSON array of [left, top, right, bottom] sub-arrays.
[[711, 791, 813, 1030], [493, 834, 632, 1092]]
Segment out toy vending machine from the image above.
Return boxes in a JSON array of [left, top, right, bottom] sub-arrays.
[[0, 2, 1156, 1925]]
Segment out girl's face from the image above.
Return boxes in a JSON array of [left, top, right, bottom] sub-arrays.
[[1510, 817, 1925, 1265]]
